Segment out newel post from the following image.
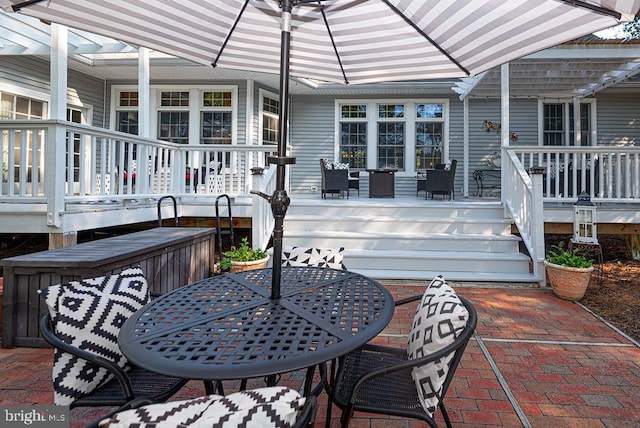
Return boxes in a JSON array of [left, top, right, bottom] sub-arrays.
[[529, 167, 546, 286]]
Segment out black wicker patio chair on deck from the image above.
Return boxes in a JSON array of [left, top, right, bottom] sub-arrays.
[[326, 276, 477, 428], [425, 159, 457, 200], [320, 158, 349, 198]]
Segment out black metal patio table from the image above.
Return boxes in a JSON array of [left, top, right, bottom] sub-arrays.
[[118, 266, 394, 393]]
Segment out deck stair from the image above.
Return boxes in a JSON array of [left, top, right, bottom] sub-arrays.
[[282, 197, 537, 283]]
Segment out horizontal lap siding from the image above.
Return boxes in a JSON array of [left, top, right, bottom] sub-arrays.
[[289, 95, 336, 194], [1, 56, 105, 125], [596, 95, 640, 145]]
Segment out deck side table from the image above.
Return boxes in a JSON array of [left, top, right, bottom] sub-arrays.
[[366, 168, 397, 198]]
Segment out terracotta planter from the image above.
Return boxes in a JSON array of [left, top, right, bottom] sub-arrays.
[[544, 260, 593, 301], [229, 256, 269, 273]]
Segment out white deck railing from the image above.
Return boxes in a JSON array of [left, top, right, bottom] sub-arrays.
[[510, 146, 640, 202], [1, 120, 277, 202]]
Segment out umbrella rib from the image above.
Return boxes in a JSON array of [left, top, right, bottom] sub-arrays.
[[557, 0, 622, 19], [319, 6, 349, 84], [381, 0, 470, 77], [10, 0, 46, 12], [211, 0, 251, 68]]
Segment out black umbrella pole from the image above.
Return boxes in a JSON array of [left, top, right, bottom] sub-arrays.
[[268, 1, 295, 300], [269, 188, 289, 300]]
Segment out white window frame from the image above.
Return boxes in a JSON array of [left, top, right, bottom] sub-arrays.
[[335, 98, 449, 176], [258, 89, 279, 146], [110, 85, 238, 146], [538, 98, 597, 146]]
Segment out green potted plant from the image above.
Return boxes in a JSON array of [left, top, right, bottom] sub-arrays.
[[544, 242, 594, 300], [219, 237, 269, 273]]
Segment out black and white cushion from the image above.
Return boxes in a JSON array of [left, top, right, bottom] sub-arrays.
[[332, 162, 350, 170], [98, 386, 306, 428], [38, 267, 150, 405], [321, 158, 332, 170], [407, 275, 469, 417], [282, 246, 346, 270]]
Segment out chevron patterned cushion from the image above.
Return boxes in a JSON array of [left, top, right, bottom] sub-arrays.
[[332, 162, 349, 170], [38, 267, 150, 405], [98, 386, 305, 428], [407, 275, 469, 416], [282, 246, 345, 270]]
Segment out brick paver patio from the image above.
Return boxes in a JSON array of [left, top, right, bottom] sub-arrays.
[[1, 284, 638, 427]]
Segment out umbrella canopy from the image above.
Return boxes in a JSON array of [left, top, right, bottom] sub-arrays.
[[6, 0, 640, 298], [5, 0, 640, 85]]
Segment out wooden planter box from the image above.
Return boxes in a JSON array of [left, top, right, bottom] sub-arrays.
[[1, 227, 215, 348]]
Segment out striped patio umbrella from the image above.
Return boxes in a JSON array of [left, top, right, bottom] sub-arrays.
[[6, 0, 640, 297]]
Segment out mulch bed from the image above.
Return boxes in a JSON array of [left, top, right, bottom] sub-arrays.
[[547, 234, 640, 343], [580, 260, 640, 343]]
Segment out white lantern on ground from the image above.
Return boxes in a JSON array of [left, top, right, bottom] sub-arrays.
[[573, 192, 597, 244]]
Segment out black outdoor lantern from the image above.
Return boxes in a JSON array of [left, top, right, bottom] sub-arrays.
[[574, 192, 597, 244]]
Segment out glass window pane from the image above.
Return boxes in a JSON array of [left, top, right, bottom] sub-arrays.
[[30, 100, 44, 119], [339, 122, 367, 168], [120, 91, 139, 107], [201, 111, 231, 144], [416, 104, 443, 118], [341, 104, 367, 119], [262, 115, 278, 145], [15, 97, 29, 119], [377, 122, 404, 169], [117, 111, 139, 135], [161, 91, 189, 107], [544, 103, 563, 146], [262, 96, 279, 114], [416, 122, 443, 169], [378, 104, 404, 118], [0, 93, 14, 119], [158, 111, 189, 144], [203, 91, 232, 107]]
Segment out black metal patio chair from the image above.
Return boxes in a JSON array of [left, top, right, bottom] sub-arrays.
[[326, 286, 477, 428], [36, 267, 205, 424], [40, 312, 189, 410]]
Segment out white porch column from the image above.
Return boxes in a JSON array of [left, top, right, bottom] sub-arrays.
[[138, 47, 151, 193], [500, 63, 509, 207], [463, 97, 469, 197], [573, 97, 581, 146], [138, 47, 150, 139], [46, 23, 67, 235]]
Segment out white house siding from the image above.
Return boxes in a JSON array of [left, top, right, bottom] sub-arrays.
[[288, 95, 336, 195], [1, 56, 105, 125], [595, 94, 640, 146]]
